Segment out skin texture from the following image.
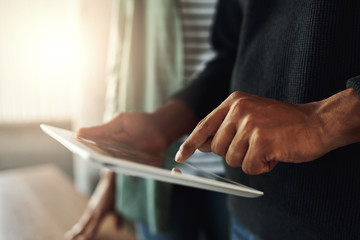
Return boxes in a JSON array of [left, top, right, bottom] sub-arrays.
[[176, 89, 360, 175]]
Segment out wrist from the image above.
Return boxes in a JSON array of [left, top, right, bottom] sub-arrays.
[[315, 88, 360, 151]]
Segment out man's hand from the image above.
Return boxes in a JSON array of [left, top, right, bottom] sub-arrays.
[[176, 90, 360, 175]]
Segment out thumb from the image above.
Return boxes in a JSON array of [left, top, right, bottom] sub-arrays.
[[77, 125, 107, 139]]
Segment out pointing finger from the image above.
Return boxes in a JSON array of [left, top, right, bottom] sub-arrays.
[[175, 109, 229, 162]]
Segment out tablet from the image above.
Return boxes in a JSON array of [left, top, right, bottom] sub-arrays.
[[40, 124, 263, 198]]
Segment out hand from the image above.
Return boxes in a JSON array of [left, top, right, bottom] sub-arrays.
[[175, 91, 331, 175], [77, 100, 198, 153], [77, 112, 169, 153], [65, 170, 120, 240], [67, 114, 166, 240], [65, 100, 198, 239]]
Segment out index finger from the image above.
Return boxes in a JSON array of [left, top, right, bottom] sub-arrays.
[[175, 91, 253, 162], [175, 106, 229, 162], [175, 91, 254, 162]]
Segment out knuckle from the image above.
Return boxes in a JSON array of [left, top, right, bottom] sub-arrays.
[[230, 91, 242, 100], [242, 161, 260, 175], [232, 97, 252, 109], [229, 98, 254, 119], [225, 151, 242, 167], [275, 150, 294, 162], [241, 114, 256, 129], [196, 118, 210, 132], [252, 129, 269, 148]]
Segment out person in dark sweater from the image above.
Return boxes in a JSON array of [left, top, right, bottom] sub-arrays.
[[77, 0, 360, 239]]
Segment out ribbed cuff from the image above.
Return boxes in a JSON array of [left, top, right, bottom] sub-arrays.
[[346, 75, 360, 96]]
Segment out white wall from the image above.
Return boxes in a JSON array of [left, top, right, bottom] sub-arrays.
[[0, 0, 112, 126], [71, 0, 113, 129]]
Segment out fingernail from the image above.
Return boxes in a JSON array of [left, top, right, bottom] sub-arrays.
[[175, 150, 182, 162], [171, 168, 182, 175]]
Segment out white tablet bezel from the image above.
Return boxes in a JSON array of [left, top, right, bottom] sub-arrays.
[[40, 124, 263, 198]]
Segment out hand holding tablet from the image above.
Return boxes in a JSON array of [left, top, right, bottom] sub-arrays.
[[41, 124, 263, 198]]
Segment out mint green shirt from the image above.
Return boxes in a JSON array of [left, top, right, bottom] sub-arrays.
[[104, 0, 183, 233]]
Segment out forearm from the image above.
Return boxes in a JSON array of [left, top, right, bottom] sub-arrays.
[[151, 100, 198, 144], [315, 88, 360, 151]]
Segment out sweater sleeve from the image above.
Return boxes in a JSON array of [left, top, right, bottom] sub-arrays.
[[171, 0, 242, 120], [346, 75, 360, 96]]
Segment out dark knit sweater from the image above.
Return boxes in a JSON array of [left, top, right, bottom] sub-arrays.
[[173, 0, 360, 239]]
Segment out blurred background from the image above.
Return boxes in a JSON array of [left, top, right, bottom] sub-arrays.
[[0, 0, 113, 178]]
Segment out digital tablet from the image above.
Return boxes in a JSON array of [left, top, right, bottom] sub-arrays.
[[40, 124, 263, 198]]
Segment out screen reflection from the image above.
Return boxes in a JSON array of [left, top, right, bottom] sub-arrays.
[[78, 136, 166, 168]]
